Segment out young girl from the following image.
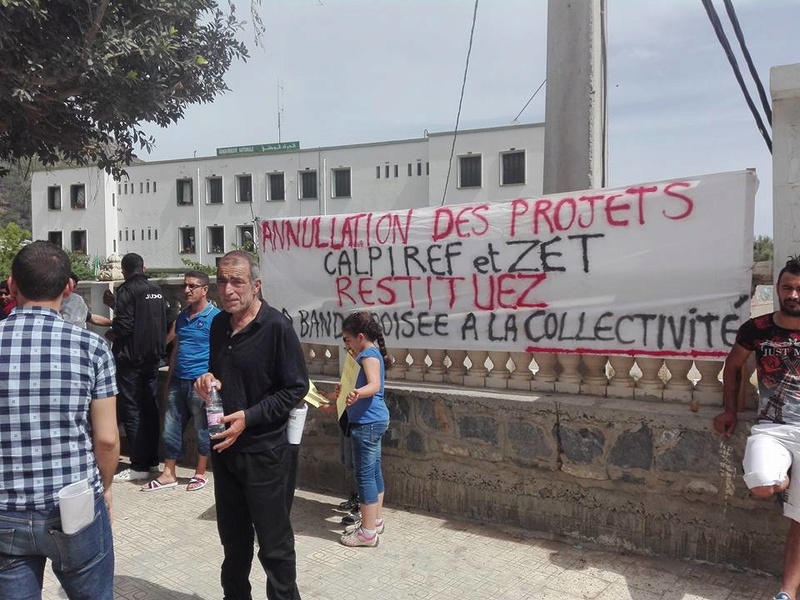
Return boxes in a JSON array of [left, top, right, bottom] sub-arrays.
[[338, 311, 392, 547]]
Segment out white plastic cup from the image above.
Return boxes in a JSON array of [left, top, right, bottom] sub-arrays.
[[287, 404, 308, 445], [57, 479, 94, 534]]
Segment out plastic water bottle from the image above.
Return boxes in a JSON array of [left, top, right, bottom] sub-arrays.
[[206, 387, 226, 436]]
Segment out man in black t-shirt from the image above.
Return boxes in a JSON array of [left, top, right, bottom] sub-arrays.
[[715, 256, 800, 600]]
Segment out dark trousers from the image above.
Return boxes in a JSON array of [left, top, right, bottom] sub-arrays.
[[116, 362, 160, 472], [212, 445, 301, 600]]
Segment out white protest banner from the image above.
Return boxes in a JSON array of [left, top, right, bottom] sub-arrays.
[[259, 170, 756, 360]]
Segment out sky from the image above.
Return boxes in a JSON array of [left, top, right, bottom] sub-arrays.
[[139, 0, 799, 237]]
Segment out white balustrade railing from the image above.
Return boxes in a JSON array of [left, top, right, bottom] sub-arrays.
[[302, 343, 735, 406]]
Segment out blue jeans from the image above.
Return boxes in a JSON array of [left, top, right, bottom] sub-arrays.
[[163, 378, 210, 459], [349, 421, 389, 505], [0, 497, 114, 599]]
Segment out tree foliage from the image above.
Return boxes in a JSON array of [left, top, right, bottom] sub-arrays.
[[0, 222, 31, 279], [0, 0, 248, 178], [0, 160, 32, 230], [753, 235, 773, 262]]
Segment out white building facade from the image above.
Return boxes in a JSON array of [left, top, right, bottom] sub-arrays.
[[31, 123, 545, 270]]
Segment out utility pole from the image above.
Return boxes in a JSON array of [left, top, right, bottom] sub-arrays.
[[277, 80, 284, 143], [543, 0, 607, 194]]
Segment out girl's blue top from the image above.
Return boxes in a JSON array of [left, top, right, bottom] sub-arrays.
[[346, 345, 389, 424]]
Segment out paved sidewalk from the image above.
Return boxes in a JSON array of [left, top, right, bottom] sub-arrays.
[[43, 462, 778, 600]]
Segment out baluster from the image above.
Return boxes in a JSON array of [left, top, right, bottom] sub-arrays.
[[531, 352, 557, 392], [323, 344, 340, 376], [634, 357, 664, 401], [405, 348, 428, 382], [607, 355, 635, 398], [663, 358, 694, 403], [486, 350, 511, 389], [464, 350, 489, 388], [581, 354, 608, 396], [387, 348, 408, 380], [555, 354, 582, 394], [307, 343, 326, 375], [445, 349, 467, 385], [693, 360, 724, 405], [425, 349, 447, 383], [509, 351, 534, 391]]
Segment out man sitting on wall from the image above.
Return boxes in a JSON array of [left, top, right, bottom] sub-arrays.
[[714, 256, 800, 600]]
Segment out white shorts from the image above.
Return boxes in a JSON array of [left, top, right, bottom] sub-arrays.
[[743, 422, 800, 522]]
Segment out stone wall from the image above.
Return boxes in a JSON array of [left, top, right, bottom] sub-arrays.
[[298, 381, 786, 574]]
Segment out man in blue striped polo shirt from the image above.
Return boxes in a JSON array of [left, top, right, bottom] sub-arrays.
[[0, 241, 119, 599]]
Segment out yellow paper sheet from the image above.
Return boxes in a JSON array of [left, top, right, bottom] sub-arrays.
[[337, 352, 360, 419], [302, 380, 330, 408]]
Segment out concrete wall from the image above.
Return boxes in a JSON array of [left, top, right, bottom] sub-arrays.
[[298, 382, 785, 574]]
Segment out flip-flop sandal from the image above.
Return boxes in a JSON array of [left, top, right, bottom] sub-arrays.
[[186, 476, 207, 492], [141, 479, 178, 492]]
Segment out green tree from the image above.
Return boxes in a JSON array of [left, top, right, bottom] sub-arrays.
[[67, 251, 96, 282], [753, 235, 773, 262], [0, 161, 32, 229], [0, 222, 31, 279], [0, 0, 248, 178]]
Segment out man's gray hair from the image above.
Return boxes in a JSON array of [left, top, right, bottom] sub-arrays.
[[219, 250, 260, 283]]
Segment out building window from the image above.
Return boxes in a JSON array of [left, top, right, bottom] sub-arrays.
[[179, 227, 195, 254], [417, 162, 422, 176], [300, 170, 317, 200], [394, 165, 399, 178], [376, 166, 381, 179], [238, 225, 255, 251], [207, 177, 223, 204], [112, 193, 115, 207], [113, 239, 116, 253], [407, 163, 412, 176], [332, 168, 351, 198], [131, 230, 135, 241], [147, 228, 151, 240], [118, 230, 122, 241], [153, 181, 157, 193], [47, 186, 62, 210], [385, 165, 390, 178], [154, 230, 158, 240], [177, 179, 193, 205], [117, 184, 121, 194], [146, 181, 150, 193], [48, 231, 62, 247], [70, 184, 86, 209], [501, 150, 526, 185], [426, 162, 430, 176], [124, 183, 128, 194], [139, 182, 143, 194], [267, 173, 285, 201], [237, 174, 253, 203], [459, 155, 482, 188], [70, 230, 87, 254], [208, 226, 224, 254], [125, 229, 129, 241]]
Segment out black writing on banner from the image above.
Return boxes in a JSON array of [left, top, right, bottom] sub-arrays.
[[284, 293, 748, 358]]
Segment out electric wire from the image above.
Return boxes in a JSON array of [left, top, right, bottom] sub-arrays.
[[721, 0, 771, 125], [700, 0, 771, 152], [512, 78, 546, 123], [440, 0, 479, 206]]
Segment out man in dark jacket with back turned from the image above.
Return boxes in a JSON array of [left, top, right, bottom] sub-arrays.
[[104, 253, 168, 481]]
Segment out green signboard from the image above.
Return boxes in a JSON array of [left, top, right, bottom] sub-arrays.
[[216, 141, 300, 156]]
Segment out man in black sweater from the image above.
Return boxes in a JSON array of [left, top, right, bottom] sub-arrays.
[[104, 253, 168, 481], [196, 250, 308, 600]]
